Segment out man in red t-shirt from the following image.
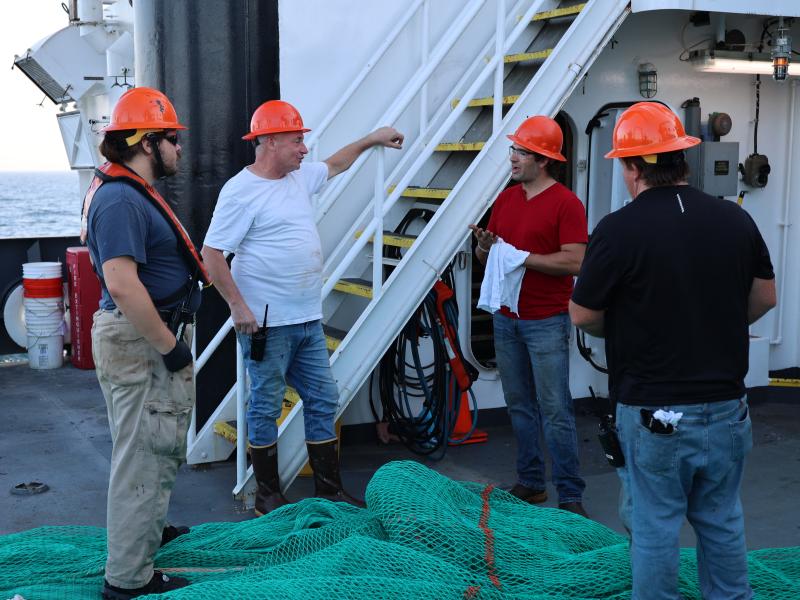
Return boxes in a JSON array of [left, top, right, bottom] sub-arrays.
[[470, 115, 588, 517]]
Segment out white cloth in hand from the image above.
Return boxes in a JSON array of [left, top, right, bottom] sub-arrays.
[[477, 238, 529, 315]]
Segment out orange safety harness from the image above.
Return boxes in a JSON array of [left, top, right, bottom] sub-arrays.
[[80, 162, 211, 287]]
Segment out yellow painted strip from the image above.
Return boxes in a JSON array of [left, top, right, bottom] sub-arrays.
[[355, 230, 417, 248], [213, 421, 238, 445], [334, 280, 373, 299], [769, 378, 800, 387], [435, 142, 485, 151], [388, 185, 452, 200], [504, 48, 553, 63], [325, 335, 341, 351], [285, 386, 300, 404], [452, 95, 520, 108], [532, 3, 585, 21]]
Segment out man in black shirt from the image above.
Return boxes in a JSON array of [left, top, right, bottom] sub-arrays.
[[570, 102, 776, 600]]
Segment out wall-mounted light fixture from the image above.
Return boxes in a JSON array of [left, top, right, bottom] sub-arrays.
[[690, 49, 799, 76], [638, 62, 657, 98], [771, 17, 792, 81]]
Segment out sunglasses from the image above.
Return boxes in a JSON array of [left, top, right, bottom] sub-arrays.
[[508, 145, 534, 158], [144, 132, 180, 146]]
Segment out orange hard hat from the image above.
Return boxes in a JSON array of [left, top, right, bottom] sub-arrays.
[[243, 100, 311, 140], [103, 87, 186, 133], [507, 116, 566, 162], [605, 102, 700, 161]]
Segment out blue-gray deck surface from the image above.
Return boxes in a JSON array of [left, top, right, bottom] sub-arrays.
[[1, 361, 798, 550]]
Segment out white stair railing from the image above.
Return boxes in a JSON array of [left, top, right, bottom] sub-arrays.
[[320, 0, 553, 302], [189, 1, 632, 503], [255, 0, 631, 502]]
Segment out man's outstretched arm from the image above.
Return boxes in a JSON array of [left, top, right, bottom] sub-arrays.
[[324, 127, 404, 179]]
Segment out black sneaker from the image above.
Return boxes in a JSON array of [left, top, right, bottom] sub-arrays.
[[102, 571, 189, 599], [161, 524, 190, 547]]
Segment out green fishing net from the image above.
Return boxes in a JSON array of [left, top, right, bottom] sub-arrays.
[[1, 461, 797, 599]]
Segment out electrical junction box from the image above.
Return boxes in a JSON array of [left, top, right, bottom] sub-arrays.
[[699, 141, 739, 197]]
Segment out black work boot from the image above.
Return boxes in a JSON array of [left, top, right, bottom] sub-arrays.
[[250, 444, 289, 516], [306, 439, 366, 508], [160, 524, 189, 547], [102, 571, 189, 599]]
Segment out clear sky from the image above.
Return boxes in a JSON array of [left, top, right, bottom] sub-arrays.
[[0, 1, 73, 171]]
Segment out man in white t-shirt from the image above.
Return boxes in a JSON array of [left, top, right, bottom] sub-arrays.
[[202, 100, 403, 515]]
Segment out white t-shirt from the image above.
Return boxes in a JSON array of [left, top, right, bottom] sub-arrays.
[[203, 161, 329, 326]]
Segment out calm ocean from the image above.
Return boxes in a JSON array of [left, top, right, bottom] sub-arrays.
[[0, 171, 82, 239]]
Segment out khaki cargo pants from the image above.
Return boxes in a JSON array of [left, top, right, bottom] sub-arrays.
[[92, 309, 194, 589]]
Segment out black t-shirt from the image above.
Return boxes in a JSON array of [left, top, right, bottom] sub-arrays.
[[572, 185, 774, 406]]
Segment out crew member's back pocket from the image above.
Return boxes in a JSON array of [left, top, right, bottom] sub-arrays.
[[730, 405, 753, 461]]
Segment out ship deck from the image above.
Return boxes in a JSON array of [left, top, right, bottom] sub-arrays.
[[1, 360, 799, 551]]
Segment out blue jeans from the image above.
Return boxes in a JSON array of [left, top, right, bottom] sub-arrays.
[[492, 312, 584, 503], [237, 320, 338, 447], [616, 398, 753, 600]]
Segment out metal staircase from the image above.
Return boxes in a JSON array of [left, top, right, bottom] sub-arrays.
[[187, 0, 630, 507]]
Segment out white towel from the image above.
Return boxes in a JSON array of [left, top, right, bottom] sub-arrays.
[[477, 238, 529, 315]]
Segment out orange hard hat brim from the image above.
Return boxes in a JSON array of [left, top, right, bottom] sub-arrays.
[[242, 126, 312, 141], [604, 134, 701, 159], [104, 122, 188, 132], [507, 134, 566, 162]]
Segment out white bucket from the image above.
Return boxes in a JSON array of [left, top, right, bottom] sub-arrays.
[[22, 262, 63, 279], [27, 333, 64, 369], [25, 322, 66, 338], [23, 281, 64, 332]]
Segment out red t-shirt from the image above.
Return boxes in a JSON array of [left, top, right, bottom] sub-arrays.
[[486, 182, 588, 320]]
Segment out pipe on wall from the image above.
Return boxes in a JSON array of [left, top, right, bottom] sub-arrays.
[[770, 78, 797, 346]]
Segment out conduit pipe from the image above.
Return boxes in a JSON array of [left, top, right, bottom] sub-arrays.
[[771, 78, 797, 345]]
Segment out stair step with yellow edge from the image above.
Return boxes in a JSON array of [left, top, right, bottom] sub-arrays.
[[333, 277, 373, 299], [504, 48, 553, 64], [434, 142, 486, 152], [322, 324, 346, 352], [531, 3, 585, 22], [388, 185, 452, 205], [452, 94, 520, 109], [213, 420, 239, 446], [354, 230, 418, 249]]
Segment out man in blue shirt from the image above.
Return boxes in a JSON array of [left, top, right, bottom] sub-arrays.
[[82, 87, 209, 600]]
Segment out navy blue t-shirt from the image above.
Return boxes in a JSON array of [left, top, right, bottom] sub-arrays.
[[86, 181, 201, 312]]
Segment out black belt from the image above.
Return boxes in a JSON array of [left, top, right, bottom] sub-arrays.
[[158, 309, 194, 325]]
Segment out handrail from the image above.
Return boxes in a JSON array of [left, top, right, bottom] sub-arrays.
[[313, 0, 488, 222], [305, 0, 426, 155], [194, 316, 233, 371], [235, 341, 247, 487], [320, 0, 549, 300], [321, 0, 532, 275]]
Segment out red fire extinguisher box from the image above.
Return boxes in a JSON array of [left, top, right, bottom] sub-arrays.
[[66, 247, 101, 369]]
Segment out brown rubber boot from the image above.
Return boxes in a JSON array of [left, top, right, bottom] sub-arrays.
[[250, 444, 289, 516], [306, 439, 366, 508]]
